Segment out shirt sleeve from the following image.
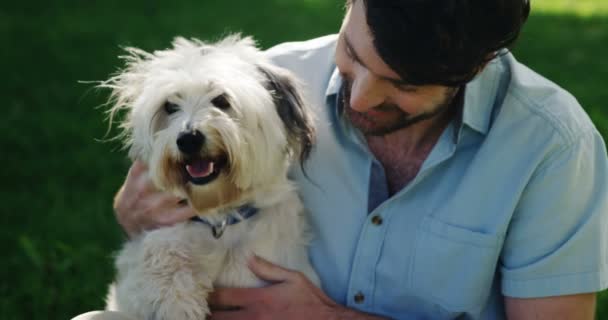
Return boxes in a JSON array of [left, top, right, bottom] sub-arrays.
[[500, 128, 608, 298]]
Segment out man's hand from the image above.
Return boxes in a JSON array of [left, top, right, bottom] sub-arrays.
[[113, 161, 197, 237], [209, 256, 386, 320]]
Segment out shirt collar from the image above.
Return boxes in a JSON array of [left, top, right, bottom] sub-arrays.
[[325, 66, 342, 98], [460, 58, 503, 136]]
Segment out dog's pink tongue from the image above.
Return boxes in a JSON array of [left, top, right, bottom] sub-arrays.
[[186, 159, 214, 178]]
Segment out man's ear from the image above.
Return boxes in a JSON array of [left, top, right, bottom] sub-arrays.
[[256, 63, 316, 168]]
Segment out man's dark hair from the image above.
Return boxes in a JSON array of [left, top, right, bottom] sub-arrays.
[[349, 0, 530, 86]]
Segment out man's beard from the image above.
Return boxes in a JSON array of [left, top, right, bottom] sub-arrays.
[[341, 80, 459, 136]]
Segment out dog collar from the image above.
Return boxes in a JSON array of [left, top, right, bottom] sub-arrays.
[[190, 205, 259, 239]]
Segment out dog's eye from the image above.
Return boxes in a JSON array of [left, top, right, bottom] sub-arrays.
[[164, 101, 180, 115], [211, 94, 230, 110]]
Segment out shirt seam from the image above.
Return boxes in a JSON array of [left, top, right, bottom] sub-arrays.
[[502, 266, 608, 282], [508, 87, 579, 144], [528, 128, 596, 180], [502, 268, 608, 298], [370, 206, 398, 310], [424, 225, 501, 248], [346, 214, 372, 308]]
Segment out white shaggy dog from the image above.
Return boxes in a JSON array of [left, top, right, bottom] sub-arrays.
[[99, 35, 319, 320]]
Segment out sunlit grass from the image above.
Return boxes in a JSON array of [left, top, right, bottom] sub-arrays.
[[533, 0, 608, 16]]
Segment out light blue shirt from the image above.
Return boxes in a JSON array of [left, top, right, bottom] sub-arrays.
[[266, 35, 608, 319]]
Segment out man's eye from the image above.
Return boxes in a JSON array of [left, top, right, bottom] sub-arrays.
[[164, 101, 180, 115]]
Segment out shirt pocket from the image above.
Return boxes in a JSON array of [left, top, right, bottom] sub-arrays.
[[410, 215, 503, 312]]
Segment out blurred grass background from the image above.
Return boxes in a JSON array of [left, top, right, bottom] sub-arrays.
[[2, 0, 607, 319]]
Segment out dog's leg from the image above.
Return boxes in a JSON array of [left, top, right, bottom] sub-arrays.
[[113, 223, 225, 320]]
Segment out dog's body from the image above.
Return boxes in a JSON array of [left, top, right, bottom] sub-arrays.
[[107, 183, 318, 319], [101, 35, 319, 320]]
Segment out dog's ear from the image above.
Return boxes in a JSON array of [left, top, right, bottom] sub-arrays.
[[257, 63, 316, 168]]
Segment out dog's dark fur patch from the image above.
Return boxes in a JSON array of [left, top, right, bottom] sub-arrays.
[[257, 65, 315, 171]]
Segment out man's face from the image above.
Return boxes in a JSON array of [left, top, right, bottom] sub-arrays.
[[336, 0, 458, 136]]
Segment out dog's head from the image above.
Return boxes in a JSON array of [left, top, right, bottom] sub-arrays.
[[102, 35, 315, 212]]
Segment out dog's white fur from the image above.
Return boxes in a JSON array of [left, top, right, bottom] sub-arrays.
[[101, 35, 319, 320]]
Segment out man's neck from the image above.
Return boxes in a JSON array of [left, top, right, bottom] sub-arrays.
[[365, 105, 455, 194]]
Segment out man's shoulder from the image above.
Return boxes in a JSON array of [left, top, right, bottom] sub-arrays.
[[265, 34, 338, 62], [499, 53, 597, 145], [264, 35, 338, 79]]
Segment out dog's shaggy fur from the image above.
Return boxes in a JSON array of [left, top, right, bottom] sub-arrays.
[[100, 35, 319, 320]]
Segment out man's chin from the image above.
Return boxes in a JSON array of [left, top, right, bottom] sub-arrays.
[[346, 103, 453, 136], [359, 124, 414, 136], [346, 110, 417, 136], [345, 108, 404, 136]]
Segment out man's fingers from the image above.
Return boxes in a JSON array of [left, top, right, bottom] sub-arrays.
[[141, 196, 194, 226], [209, 310, 251, 320], [208, 287, 260, 308], [163, 205, 198, 224], [126, 160, 147, 185], [248, 255, 294, 283], [126, 161, 159, 195], [114, 160, 197, 237], [131, 160, 148, 173]]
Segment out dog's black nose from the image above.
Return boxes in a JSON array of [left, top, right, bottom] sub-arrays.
[[176, 130, 205, 154]]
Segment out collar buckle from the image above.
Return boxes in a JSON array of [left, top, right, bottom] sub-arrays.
[[190, 204, 259, 239], [211, 219, 228, 239]]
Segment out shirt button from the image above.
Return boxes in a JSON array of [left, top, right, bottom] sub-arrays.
[[371, 215, 383, 226], [354, 292, 365, 304]]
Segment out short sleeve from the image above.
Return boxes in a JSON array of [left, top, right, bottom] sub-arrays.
[[500, 129, 608, 298]]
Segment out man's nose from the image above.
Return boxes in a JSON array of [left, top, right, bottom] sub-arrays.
[[349, 71, 385, 112]]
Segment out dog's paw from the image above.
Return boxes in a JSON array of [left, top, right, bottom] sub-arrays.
[[146, 265, 213, 320]]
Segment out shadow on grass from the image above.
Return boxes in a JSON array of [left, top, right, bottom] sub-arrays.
[[1, 1, 607, 319]]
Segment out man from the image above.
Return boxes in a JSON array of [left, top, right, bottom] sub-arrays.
[[110, 0, 608, 319]]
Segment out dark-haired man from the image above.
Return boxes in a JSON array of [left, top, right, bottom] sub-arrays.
[[111, 1, 608, 319]]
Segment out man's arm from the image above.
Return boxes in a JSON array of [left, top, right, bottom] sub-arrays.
[[499, 129, 608, 313], [505, 294, 596, 320], [209, 256, 388, 320]]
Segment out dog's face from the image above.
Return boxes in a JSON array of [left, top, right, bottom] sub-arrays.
[[103, 36, 314, 213]]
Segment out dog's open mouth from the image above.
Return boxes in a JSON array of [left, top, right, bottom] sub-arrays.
[[183, 155, 227, 185]]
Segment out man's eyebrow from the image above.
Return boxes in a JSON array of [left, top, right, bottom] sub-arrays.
[[343, 34, 367, 68], [343, 34, 413, 87]]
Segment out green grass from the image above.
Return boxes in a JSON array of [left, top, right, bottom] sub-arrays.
[[533, 0, 608, 16], [2, 1, 607, 319]]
